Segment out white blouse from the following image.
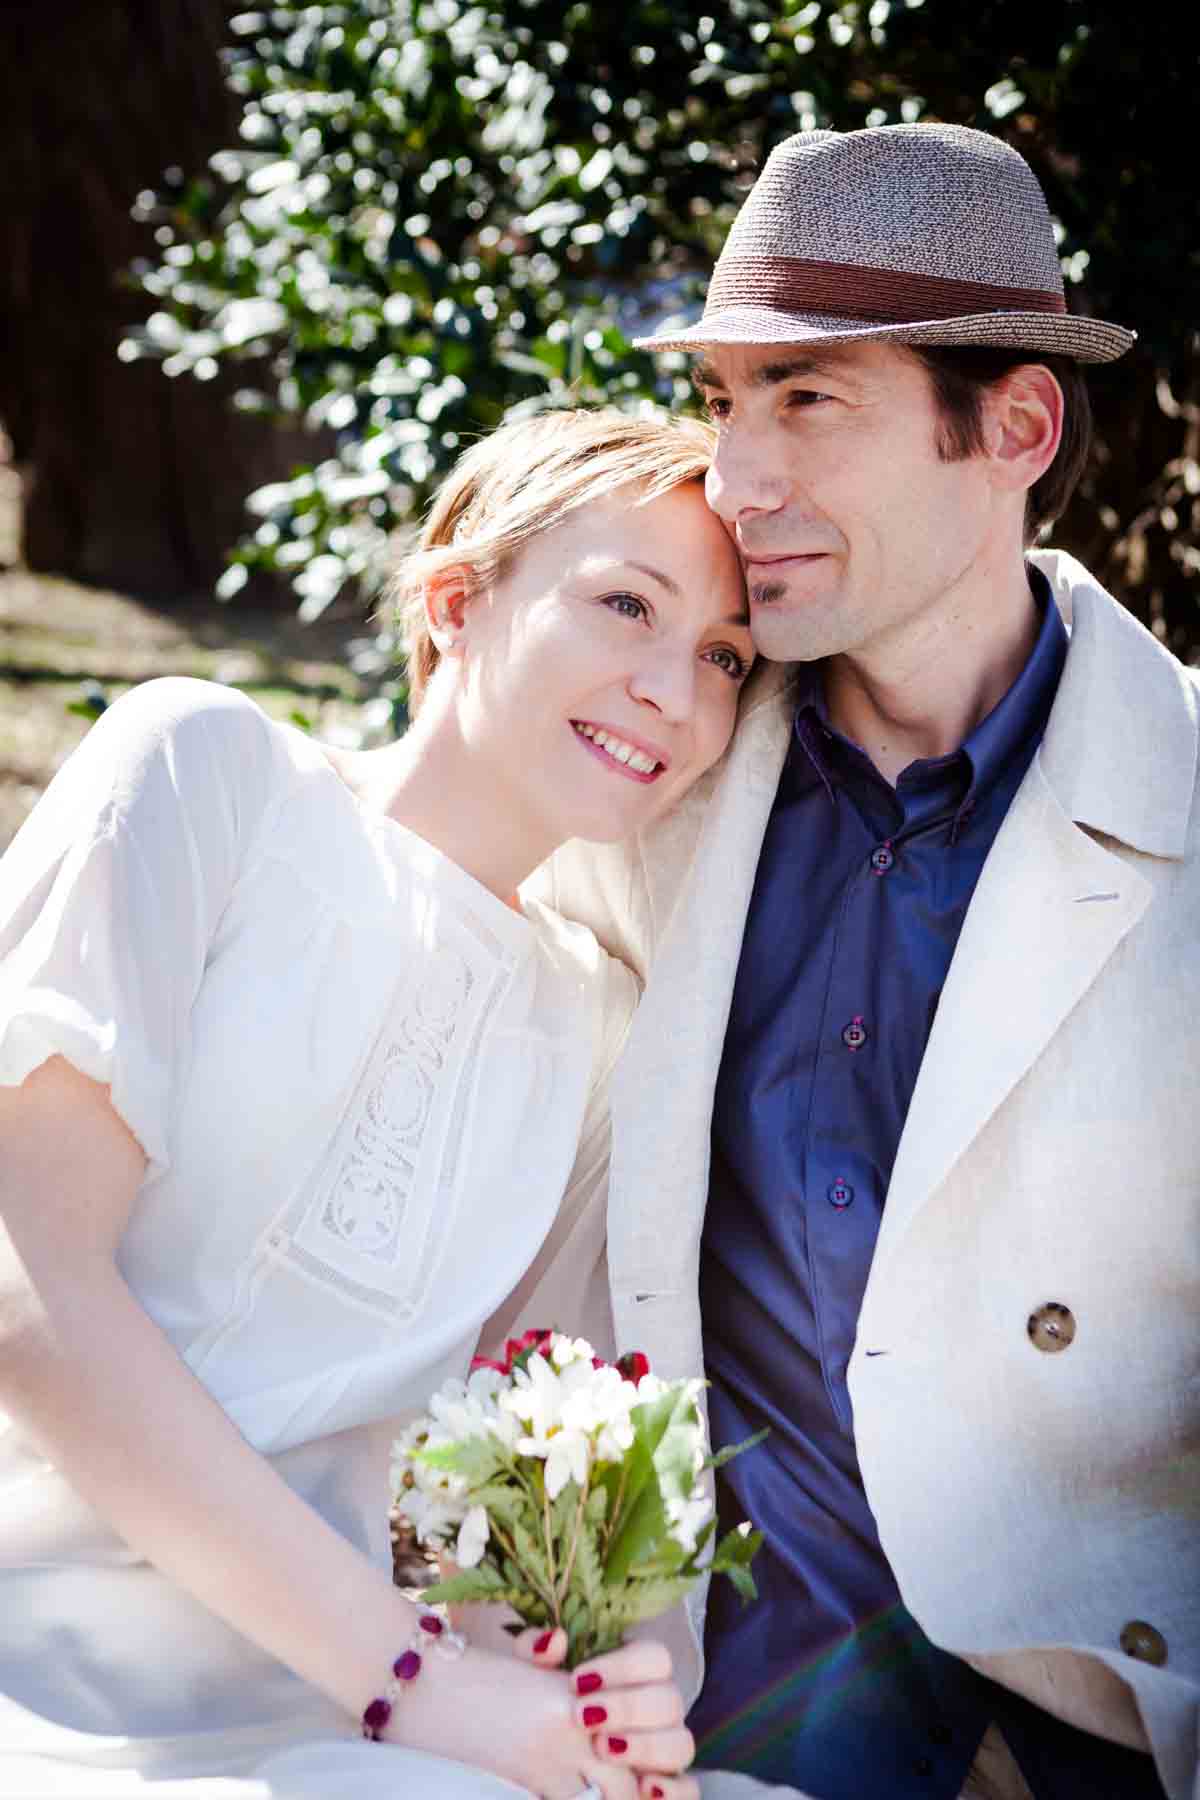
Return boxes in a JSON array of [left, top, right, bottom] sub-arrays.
[[0, 678, 635, 1779]]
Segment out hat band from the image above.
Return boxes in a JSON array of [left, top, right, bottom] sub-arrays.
[[705, 255, 1067, 323]]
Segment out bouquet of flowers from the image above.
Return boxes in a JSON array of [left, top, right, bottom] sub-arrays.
[[390, 1329, 763, 1669]]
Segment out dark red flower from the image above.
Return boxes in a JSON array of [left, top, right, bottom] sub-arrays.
[[471, 1327, 556, 1377], [616, 1350, 651, 1383]]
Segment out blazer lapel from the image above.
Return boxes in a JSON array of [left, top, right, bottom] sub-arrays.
[[607, 665, 795, 1300], [875, 559, 1197, 1267], [874, 755, 1151, 1265]]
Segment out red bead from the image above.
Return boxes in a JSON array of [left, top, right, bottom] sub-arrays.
[[418, 1613, 443, 1636], [362, 1696, 392, 1736], [393, 1649, 422, 1681]]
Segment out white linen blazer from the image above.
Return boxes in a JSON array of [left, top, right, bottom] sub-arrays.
[[499, 551, 1199, 1800]]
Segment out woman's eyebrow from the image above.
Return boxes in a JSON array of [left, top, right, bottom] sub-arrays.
[[625, 558, 681, 597], [604, 561, 750, 627]]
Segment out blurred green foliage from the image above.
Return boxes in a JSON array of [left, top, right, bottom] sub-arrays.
[[123, 1, 1198, 656]]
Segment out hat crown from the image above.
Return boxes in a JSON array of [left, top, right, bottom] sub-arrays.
[[720, 123, 1064, 298]]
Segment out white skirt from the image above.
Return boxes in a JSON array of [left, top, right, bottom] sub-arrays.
[[0, 1737, 535, 1797]]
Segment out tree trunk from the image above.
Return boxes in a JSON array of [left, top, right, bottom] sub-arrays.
[[0, 1, 300, 600]]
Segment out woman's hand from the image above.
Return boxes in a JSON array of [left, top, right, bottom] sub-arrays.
[[475, 1627, 698, 1800]]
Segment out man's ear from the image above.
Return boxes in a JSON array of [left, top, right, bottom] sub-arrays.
[[423, 567, 473, 658], [984, 363, 1063, 497]]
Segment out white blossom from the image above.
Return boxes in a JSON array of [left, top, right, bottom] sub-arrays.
[[548, 1333, 594, 1369], [455, 1504, 490, 1568], [541, 1427, 591, 1499], [500, 1346, 566, 1439], [665, 1485, 713, 1554]]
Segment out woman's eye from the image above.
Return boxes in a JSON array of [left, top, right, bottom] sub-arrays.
[[705, 646, 750, 680], [702, 394, 731, 421], [603, 592, 648, 621]]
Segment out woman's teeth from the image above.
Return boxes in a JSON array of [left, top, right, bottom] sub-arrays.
[[573, 722, 660, 775]]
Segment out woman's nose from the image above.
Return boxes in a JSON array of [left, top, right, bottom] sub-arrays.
[[628, 646, 696, 723]]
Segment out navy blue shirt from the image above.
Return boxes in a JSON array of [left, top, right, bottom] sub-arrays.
[[692, 578, 1165, 1800]]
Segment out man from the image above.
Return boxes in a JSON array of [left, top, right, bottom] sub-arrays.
[[507, 124, 1198, 1800]]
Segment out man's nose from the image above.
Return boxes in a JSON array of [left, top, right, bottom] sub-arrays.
[[705, 429, 789, 525]]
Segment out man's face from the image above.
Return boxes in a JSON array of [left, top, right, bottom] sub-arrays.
[[697, 340, 1001, 667]]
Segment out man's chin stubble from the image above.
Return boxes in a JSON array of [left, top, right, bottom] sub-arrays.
[[750, 579, 788, 606]]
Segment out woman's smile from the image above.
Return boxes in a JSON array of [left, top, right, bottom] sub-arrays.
[[570, 719, 668, 782]]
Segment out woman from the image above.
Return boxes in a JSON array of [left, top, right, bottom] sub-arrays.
[[0, 410, 753, 1799]]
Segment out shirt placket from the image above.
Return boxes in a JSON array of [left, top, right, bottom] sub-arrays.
[[803, 761, 964, 1430]]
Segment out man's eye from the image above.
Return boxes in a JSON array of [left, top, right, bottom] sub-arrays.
[[788, 389, 832, 407], [603, 592, 647, 621]]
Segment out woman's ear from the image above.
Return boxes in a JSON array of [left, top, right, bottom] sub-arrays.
[[423, 567, 473, 658]]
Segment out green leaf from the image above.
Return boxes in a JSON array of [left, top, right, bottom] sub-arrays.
[[703, 1427, 769, 1473], [469, 1481, 542, 1534], [421, 1566, 524, 1607], [708, 1525, 764, 1606], [611, 1573, 697, 1625], [511, 1518, 556, 1603], [570, 1514, 605, 1613], [605, 1384, 703, 1583], [417, 1438, 504, 1484]]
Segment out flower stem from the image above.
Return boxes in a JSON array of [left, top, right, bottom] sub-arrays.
[[542, 1479, 557, 1593], [601, 1459, 630, 1561], [556, 1464, 591, 1605], [490, 1517, 560, 1622]]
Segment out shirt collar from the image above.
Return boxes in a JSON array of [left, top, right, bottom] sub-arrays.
[[957, 566, 1066, 816], [790, 567, 1068, 834]]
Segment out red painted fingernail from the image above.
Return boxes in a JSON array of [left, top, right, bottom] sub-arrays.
[[608, 1735, 629, 1755], [582, 1704, 607, 1727], [651, 1789, 665, 1799], [533, 1630, 554, 1654], [576, 1671, 604, 1695]]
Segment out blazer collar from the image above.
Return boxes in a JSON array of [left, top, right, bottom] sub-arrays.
[[1031, 549, 1198, 859]]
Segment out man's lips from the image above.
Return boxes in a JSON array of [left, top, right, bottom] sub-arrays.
[[744, 551, 829, 568]]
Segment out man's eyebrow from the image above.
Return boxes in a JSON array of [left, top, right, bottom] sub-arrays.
[[691, 352, 851, 391]]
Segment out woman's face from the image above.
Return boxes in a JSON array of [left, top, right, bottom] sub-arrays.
[[449, 480, 753, 847]]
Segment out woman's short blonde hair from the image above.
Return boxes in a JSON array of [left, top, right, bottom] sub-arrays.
[[390, 407, 718, 713]]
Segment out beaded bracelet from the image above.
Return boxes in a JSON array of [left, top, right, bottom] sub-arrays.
[[361, 1611, 469, 1741]]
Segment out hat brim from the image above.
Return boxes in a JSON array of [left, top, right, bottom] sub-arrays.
[[633, 305, 1135, 364]]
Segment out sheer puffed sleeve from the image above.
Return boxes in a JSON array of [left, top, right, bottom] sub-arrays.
[[0, 678, 280, 1175]]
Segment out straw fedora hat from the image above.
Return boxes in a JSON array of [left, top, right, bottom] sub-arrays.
[[635, 123, 1134, 363]]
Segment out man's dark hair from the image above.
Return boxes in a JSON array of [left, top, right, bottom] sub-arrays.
[[907, 345, 1092, 544]]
